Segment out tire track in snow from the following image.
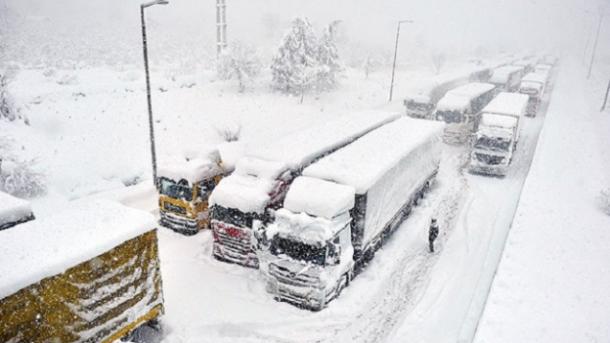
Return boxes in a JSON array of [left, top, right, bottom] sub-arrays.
[[322, 148, 471, 343]]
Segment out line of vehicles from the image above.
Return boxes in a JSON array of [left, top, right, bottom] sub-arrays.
[[147, 54, 556, 311], [0, 55, 556, 343]]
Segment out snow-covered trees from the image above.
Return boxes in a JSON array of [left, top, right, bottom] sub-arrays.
[[1, 74, 19, 122], [217, 42, 262, 93], [271, 18, 320, 95], [316, 25, 342, 90], [271, 18, 343, 98], [0, 137, 46, 198]]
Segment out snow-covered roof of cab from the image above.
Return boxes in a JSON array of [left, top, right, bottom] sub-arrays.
[[303, 117, 444, 194], [522, 72, 547, 84], [0, 200, 155, 299], [480, 113, 519, 129], [208, 157, 288, 213], [489, 65, 524, 83], [284, 176, 355, 220], [158, 148, 223, 184], [436, 82, 495, 112], [249, 110, 399, 170], [0, 191, 33, 230], [482, 92, 529, 117]]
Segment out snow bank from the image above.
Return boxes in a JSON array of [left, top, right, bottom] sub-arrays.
[[283, 176, 355, 220], [158, 149, 223, 184], [474, 63, 610, 343], [249, 110, 400, 169], [0, 191, 33, 229], [0, 200, 155, 299], [303, 117, 444, 194], [482, 92, 528, 117]]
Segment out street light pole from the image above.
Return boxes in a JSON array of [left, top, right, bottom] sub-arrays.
[[587, 13, 604, 80], [140, 0, 168, 184], [389, 19, 413, 102]]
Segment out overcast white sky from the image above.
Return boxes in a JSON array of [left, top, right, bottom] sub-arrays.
[[1, 0, 607, 67]]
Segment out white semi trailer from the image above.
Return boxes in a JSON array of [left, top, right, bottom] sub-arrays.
[[259, 117, 444, 310], [469, 92, 529, 176], [209, 111, 399, 268]]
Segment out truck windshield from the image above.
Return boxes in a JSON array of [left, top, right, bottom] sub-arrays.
[[211, 205, 254, 228], [436, 110, 463, 124], [475, 136, 511, 152], [270, 237, 326, 266], [159, 178, 193, 202], [407, 101, 432, 111]]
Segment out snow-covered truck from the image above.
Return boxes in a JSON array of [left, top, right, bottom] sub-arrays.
[[157, 143, 243, 235], [489, 65, 525, 93], [209, 111, 400, 268], [0, 200, 163, 343], [434, 82, 496, 144], [403, 72, 471, 119], [0, 191, 34, 230], [469, 92, 529, 176], [519, 72, 547, 117], [260, 117, 444, 310]]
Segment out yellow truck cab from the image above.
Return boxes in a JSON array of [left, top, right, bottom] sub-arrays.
[[157, 149, 225, 235]]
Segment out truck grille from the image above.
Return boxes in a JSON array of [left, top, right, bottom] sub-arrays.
[[212, 221, 258, 267], [475, 153, 504, 165], [269, 263, 320, 288]]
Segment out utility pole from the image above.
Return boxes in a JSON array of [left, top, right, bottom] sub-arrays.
[[216, 0, 227, 57], [389, 19, 413, 102], [587, 13, 604, 79], [140, 0, 168, 184]]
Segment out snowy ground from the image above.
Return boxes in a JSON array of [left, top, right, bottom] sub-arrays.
[[473, 61, 610, 343]]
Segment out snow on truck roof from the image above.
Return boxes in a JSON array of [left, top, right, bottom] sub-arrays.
[[489, 65, 524, 83], [210, 110, 399, 213], [0, 200, 155, 299], [482, 92, 529, 117], [303, 117, 444, 194], [436, 83, 495, 112], [249, 110, 400, 170], [0, 192, 33, 229], [404, 71, 472, 103], [284, 176, 355, 220], [158, 148, 223, 184], [521, 72, 547, 84], [208, 157, 288, 213]]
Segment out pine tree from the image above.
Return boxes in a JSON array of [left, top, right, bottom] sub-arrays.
[[316, 25, 342, 90], [217, 42, 262, 93], [270, 17, 319, 96]]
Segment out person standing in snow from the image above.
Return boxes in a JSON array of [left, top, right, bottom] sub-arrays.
[[428, 218, 439, 253]]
